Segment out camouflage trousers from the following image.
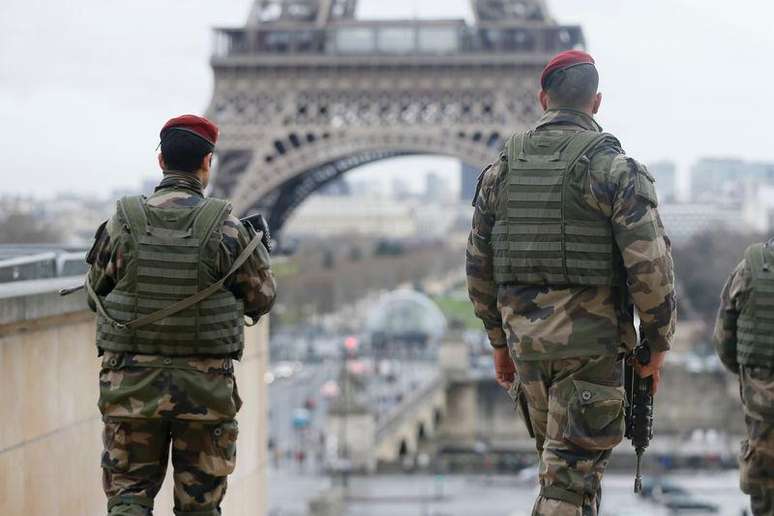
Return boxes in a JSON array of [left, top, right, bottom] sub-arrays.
[[515, 354, 625, 516], [102, 417, 238, 516], [98, 352, 242, 516], [740, 415, 774, 516]]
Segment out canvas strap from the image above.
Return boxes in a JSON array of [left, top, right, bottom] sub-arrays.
[[88, 231, 263, 330]]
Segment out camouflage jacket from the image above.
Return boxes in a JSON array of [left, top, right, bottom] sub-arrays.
[[713, 258, 751, 375], [466, 109, 676, 360], [87, 172, 276, 324]]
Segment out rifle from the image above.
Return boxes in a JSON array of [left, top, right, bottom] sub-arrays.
[[59, 212, 272, 297], [507, 381, 535, 439], [624, 341, 654, 494]]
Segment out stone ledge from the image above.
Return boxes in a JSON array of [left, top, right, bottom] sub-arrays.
[[0, 276, 88, 326]]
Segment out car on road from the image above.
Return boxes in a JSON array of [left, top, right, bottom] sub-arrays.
[[640, 478, 719, 514]]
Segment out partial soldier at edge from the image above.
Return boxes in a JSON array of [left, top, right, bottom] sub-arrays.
[[466, 50, 677, 516], [714, 242, 774, 515], [86, 114, 276, 516]]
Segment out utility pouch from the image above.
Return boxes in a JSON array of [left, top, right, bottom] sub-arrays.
[[564, 379, 625, 451]]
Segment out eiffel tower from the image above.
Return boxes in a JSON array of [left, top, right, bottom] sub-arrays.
[[207, 0, 584, 233]]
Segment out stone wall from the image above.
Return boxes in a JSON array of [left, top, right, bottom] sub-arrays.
[[440, 363, 745, 450], [0, 278, 268, 516]]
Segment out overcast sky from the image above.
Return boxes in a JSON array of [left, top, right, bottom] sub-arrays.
[[1, 0, 773, 199]]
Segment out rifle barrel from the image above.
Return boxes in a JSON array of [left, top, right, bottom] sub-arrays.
[[59, 285, 85, 297]]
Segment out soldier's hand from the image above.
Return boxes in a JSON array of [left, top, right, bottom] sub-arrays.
[[493, 347, 516, 390], [636, 350, 667, 394]]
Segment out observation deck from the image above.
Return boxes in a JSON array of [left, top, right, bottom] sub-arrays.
[[212, 0, 584, 66]]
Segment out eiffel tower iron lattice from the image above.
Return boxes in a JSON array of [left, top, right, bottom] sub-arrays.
[[207, 0, 584, 233]]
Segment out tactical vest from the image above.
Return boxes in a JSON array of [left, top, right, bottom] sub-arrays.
[[737, 243, 774, 368], [95, 195, 245, 357], [492, 129, 624, 287]]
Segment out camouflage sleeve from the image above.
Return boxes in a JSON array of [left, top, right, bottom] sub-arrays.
[[85, 216, 125, 311], [466, 153, 508, 348], [220, 215, 277, 319], [609, 156, 677, 353], [713, 259, 750, 374]]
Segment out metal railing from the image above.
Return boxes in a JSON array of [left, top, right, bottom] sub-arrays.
[[212, 23, 584, 59], [375, 373, 443, 442], [0, 249, 88, 284]]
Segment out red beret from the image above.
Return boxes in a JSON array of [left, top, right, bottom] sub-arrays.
[[541, 50, 596, 89], [160, 114, 219, 146]]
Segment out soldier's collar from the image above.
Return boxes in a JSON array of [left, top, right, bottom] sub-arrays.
[[156, 172, 204, 196], [535, 109, 602, 133]]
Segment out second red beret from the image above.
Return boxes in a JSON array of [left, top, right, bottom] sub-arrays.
[[540, 50, 596, 89]]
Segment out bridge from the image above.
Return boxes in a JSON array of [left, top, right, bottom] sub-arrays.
[[323, 327, 747, 480], [206, 0, 585, 233], [324, 331, 535, 474]]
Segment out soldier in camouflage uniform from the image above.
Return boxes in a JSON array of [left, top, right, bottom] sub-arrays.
[[466, 51, 676, 515], [715, 242, 774, 515], [86, 115, 276, 516]]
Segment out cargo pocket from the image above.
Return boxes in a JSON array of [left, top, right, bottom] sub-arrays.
[[205, 421, 239, 477], [101, 421, 130, 473], [738, 439, 774, 493], [564, 380, 625, 451], [740, 367, 774, 419]]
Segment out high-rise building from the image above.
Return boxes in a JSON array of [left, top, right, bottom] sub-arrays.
[[460, 163, 480, 203], [690, 158, 774, 204], [141, 177, 158, 195], [424, 172, 452, 203], [659, 203, 747, 244], [648, 161, 677, 203], [392, 177, 412, 199], [317, 178, 351, 196]]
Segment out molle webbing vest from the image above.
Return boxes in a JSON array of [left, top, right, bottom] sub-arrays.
[[737, 243, 774, 368], [96, 196, 245, 357], [492, 129, 623, 287]]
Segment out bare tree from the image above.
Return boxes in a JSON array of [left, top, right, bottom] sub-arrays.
[[0, 211, 62, 244]]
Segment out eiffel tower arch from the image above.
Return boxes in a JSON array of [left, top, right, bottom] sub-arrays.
[[207, 0, 585, 233]]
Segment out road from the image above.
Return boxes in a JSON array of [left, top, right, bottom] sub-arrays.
[[266, 361, 750, 516], [268, 360, 337, 468], [266, 357, 442, 515], [343, 471, 749, 516], [267, 360, 335, 516]]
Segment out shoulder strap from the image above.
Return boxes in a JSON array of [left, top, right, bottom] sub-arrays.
[[117, 195, 148, 241], [561, 131, 612, 170], [507, 130, 610, 168], [192, 198, 231, 247], [506, 133, 527, 166], [87, 230, 264, 331], [746, 243, 767, 282]]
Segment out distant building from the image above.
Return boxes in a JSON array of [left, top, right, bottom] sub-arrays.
[[648, 161, 677, 203], [659, 203, 748, 244], [317, 178, 351, 196], [284, 195, 416, 238], [460, 163, 479, 204], [690, 158, 774, 204], [412, 204, 455, 238], [742, 184, 774, 234], [141, 177, 158, 195], [284, 192, 465, 239], [348, 177, 387, 198], [391, 177, 412, 199], [424, 172, 452, 203]]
